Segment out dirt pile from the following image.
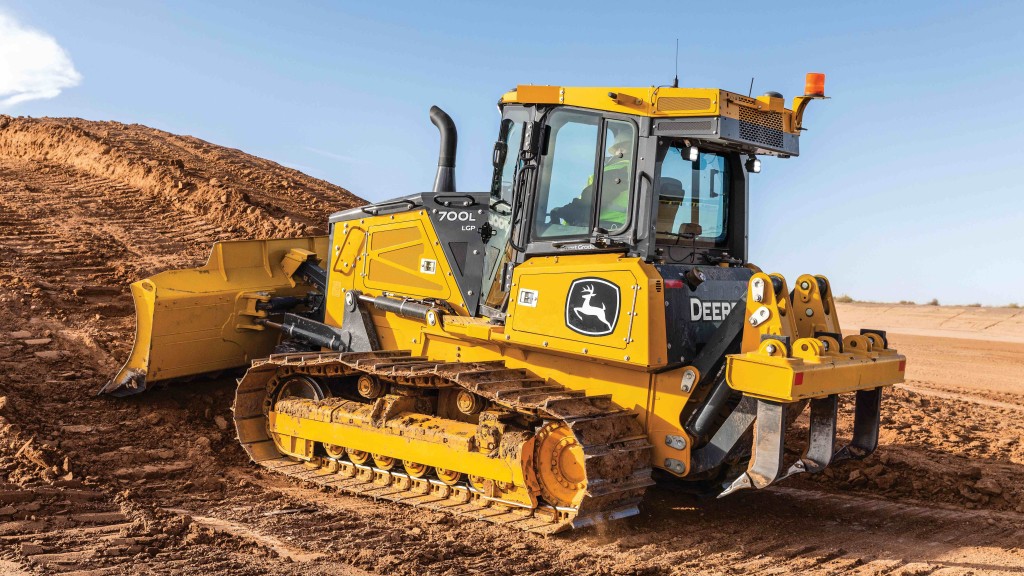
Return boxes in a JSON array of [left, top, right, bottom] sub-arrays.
[[1, 117, 1023, 574], [0, 115, 359, 240], [0, 116, 368, 574]]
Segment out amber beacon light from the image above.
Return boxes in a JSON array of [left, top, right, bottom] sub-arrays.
[[805, 72, 826, 97]]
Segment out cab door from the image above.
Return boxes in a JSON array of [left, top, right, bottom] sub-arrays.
[[526, 109, 638, 252]]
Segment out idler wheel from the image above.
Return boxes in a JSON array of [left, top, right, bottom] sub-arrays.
[[269, 375, 327, 459], [274, 375, 327, 404]]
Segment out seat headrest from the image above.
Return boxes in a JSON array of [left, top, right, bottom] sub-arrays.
[[658, 177, 684, 197]]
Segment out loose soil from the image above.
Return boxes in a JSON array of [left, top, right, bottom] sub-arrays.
[[1, 116, 1021, 575]]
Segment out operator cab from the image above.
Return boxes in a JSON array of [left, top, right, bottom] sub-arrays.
[[479, 85, 814, 317], [481, 103, 751, 315]]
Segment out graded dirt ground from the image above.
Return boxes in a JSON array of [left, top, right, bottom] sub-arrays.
[[0, 116, 1021, 575]]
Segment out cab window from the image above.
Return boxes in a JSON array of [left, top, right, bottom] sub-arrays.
[[655, 143, 729, 245], [533, 110, 600, 239], [533, 111, 636, 240], [597, 120, 635, 232]]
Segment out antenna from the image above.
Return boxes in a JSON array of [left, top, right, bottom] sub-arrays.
[[748, 77, 755, 97], [672, 39, 679, 88]]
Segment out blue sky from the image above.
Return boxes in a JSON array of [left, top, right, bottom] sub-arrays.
[[2, 1, 1023, 305]]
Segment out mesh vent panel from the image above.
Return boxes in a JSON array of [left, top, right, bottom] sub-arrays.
[[656, 97, 712, 112], [738, 107, 784, 148], [657, 120, 716, 133]]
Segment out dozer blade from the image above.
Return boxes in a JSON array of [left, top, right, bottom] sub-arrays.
[[102, 236, 328, 396]]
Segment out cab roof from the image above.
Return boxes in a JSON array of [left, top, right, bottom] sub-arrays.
[[501, 85, 816, 156]]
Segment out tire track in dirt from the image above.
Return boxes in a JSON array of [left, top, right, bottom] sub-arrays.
[[205, 465, 1024, 575], [898, 383, 1024, 412]]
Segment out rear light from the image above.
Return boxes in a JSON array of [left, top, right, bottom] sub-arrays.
[[805, 72, 825, 97], [664, 279, 684, 289], [898, 360, 906, 372], [794, 373, 804, 386]]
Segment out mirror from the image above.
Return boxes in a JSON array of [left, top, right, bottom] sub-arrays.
[[679, 222, 703, 240], [492, 140, 507, 169]]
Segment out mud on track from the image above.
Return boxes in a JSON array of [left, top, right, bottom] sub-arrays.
[[1, 116, 1023, 575]]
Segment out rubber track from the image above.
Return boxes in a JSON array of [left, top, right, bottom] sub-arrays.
[[234, 350, 654, 534]]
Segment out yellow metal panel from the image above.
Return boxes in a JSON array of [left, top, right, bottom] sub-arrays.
[[269, 411, 524, 484], [726, 350, 906, 402], [648, 368, 695, 476], [499, 85, 802, 134], [332, 224, 365, 277], [510, 270, 635, 349], [106, 236, 328, 392], [325, 209, 470, 331], [514, 85, 562, 104], [503, 254, 667, 367], [364, 220, 449, 297]]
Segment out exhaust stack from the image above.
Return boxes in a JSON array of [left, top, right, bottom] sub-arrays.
[[429, 106, 457, 193]]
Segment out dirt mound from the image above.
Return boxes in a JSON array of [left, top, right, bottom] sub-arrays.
[[0, 114, 358, 241], [0, 116, 368, 573]]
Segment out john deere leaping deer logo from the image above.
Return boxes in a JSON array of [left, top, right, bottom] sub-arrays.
[[565, 278, 620, 336], [574, 285, 613, 330]]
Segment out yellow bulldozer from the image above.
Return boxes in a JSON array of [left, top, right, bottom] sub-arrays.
[[104, 74, 906, 534]]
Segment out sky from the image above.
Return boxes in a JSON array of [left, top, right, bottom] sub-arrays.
[[1, 1, 1022, 305]]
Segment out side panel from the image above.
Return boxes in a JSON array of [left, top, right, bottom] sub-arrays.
[[504, 254, 668, 368], [658, 264, 753, 364], [324, 208, 472, 347], [364, 219, 453, 300]]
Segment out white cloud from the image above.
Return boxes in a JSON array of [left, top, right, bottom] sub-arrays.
[[0, 12, 81, 108]]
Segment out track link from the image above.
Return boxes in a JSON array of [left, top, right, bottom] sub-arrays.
[[233, 351, 653, 534]]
